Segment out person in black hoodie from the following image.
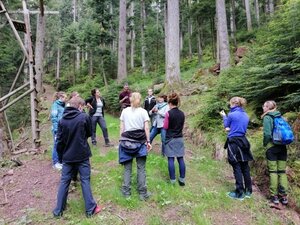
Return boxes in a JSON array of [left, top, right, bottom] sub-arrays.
[[85, 88, 112, 147], [53, 97, 102, 217]]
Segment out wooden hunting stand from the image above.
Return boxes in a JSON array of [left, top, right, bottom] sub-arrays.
[[0, 1, 40, 150]]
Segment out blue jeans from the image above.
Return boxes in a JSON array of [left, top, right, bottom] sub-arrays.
[[52, 131, 59, 165], [53, 160, 97, 216], [168, 157, 186, 181], [150, 127, 166, 156], [91, 116, 110, 144]]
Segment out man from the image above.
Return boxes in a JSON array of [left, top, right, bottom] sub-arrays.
[[144, 88, 156, 126], [53, 97, 102, 217], [119, 83, 131, 110]]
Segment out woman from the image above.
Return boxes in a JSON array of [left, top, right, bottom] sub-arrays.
[[262, 100, 288, 205], [149, 94, 169, 156], [220, 97, 253, 200], [85, 89, 112, 147], [51, 91, 67, 170], [163, 93, 186, 186], [119, 92, 152, 200]]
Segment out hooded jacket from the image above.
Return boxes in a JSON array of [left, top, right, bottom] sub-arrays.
[[56, 107, 92, 163], [263, 111, 281, 146]]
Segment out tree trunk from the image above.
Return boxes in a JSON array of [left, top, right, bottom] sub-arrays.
[[230, 0, 237, 48], [211, 17, 216, 60], [197, 26, 203, 65], [254, 0, 260, 26], [245, 0, 252, 31], [141, 0, 147, 74], [269, 0, 274, 13], [215, 14, 220, 64], [89, 50, 93, 76], [109, 1, 115, 51], [56, 48, 60, 90], [117, 0, 127, 81], [164, 2, 168, 77], [216, 0, 230, 70], [129, 1, 135, 70], [265, 0, 270, 14], [166, 0, 180, 85], [187, 0, 192, 59], [35, 12, 45, 94]]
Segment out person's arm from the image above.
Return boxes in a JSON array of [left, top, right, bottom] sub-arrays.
[[163, 111, 170, 129], [85, 114, 92, 138], [220, 110, 231, 131], [263, 115, 273, 146], [119, 93, 128, 103], [144, 120, 152, 151], [157, 105, 168, 118], [120, 121, 125, 136], [50, 103, 59, 131], [56, 122, 65, 163], [85, 96, 94, 109]]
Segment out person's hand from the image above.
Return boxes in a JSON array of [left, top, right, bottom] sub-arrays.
[[146, 142, 152, 151], [87, 103, 93, 109], [225, 127, 230, 132], [219, 110, 226, 117], [124, 96, 128, 99]]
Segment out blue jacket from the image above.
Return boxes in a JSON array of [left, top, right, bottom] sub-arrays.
[[50, 100, 65, 132], [222, 106, 249, 138], [56, 107, 92, 163]]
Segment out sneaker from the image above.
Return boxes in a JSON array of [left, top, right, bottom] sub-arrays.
[[178, 180, 185, 186], [53, 212, 63, 218], [139, 192, 151, 201], [227, 191, 245, 201], [86, 205, 103, 217], [244, 191, 252, 199], [271, 195, 280, 204], [279, 195, 288, 205], [104, 142, 113, 147], [53, 163, 63, 171]]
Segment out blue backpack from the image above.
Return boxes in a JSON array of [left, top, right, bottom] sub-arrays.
[[272, 116, 294, 145]]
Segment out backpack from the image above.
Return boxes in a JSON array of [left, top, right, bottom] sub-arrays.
[[271, 116, 294, 145]]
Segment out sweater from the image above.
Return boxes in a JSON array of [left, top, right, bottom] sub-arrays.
[[222, 106, 249, 138], [56, 107, 92, 163], [262, 111, 281, 146]]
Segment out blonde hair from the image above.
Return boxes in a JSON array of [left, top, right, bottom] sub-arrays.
[[130, 92, 141, 108], [229, 97, 247, 107], [263, 100, 277, 110], [53, 91, 66, 101]]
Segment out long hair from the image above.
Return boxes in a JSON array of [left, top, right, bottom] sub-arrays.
[[168, 93, 180, 106], [130, 92, 141, 108]]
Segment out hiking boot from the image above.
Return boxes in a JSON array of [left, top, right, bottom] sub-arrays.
[[227, 191, 245, 201], [279, 195, 288, 205], [53, 163, 63, 171], [139, 192, 151, 201], [104, 142, 113, 147], [244, 191, 252, 199], [53, 211, 63, 218], [271, 195, 280, 204]]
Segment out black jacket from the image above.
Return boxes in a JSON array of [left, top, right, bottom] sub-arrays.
[[56, 107, 92, 163], [144, 96, 156, 114], [224, 136, 253, 164], [85, 96, 106, 117]]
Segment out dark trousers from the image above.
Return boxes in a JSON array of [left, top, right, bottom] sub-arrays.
[[230, 161, 252, 196], [53, 160, 96, 216], [168, 157, 186, 181], [91, 116, 109, 144]]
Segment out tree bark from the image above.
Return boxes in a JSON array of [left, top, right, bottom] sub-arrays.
[[164, 2, 168, 77], [216, 0, 230, 70], [269, 0, 274, 14], [166, 0, 180, 85], [197, 26, 203, 65], [141, 0, 147, 74], [56, 48, 60, 90], [89, 50, 93, 76], [129, 1, 135, 70], [187, 0, 192, 59], [117, 0, 127, 81], [230, 0, 237, 48], [245, 0, 252, 31]]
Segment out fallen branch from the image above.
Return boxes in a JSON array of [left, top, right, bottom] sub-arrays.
[[11, 148, 28, 155], [0, 186, 8, 205], [14, 137, 29, 149]]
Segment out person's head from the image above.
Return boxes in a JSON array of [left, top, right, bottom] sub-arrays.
[[148, 89, 153, 96], [55, 91, 67, 102], [229, 97, 247, 108], [168, 93, 180, 107], [68, 97, 86, 111], [157, 94, 166, 103], [91, 89, 100, 97], [130, 92, 141, 108], [69, 91, 79, 100], [263, 100, 277, 113], [123, 83, 129, 91]]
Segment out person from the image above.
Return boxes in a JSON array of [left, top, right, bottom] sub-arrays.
[[149, 94, 169, 156], [50, 91, 67, 170], [220, 97, 253, 200], [163, 93, 186, 186], [66, 91, 80, 107], [53, 97, 102, 217], [144, 88, 156, 125], [119, 83, 131, 110], [118, 92, 152, 200], [262, 100, 288, 205], [85, 89, 112, 147]]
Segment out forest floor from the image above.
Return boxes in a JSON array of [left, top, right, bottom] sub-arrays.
[[0, 84, 300, 225]]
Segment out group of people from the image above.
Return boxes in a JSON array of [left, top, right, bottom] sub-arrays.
[[220, 97, 289, 206], [50, 84, 187, 217], [50, 83, 290, 218]]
